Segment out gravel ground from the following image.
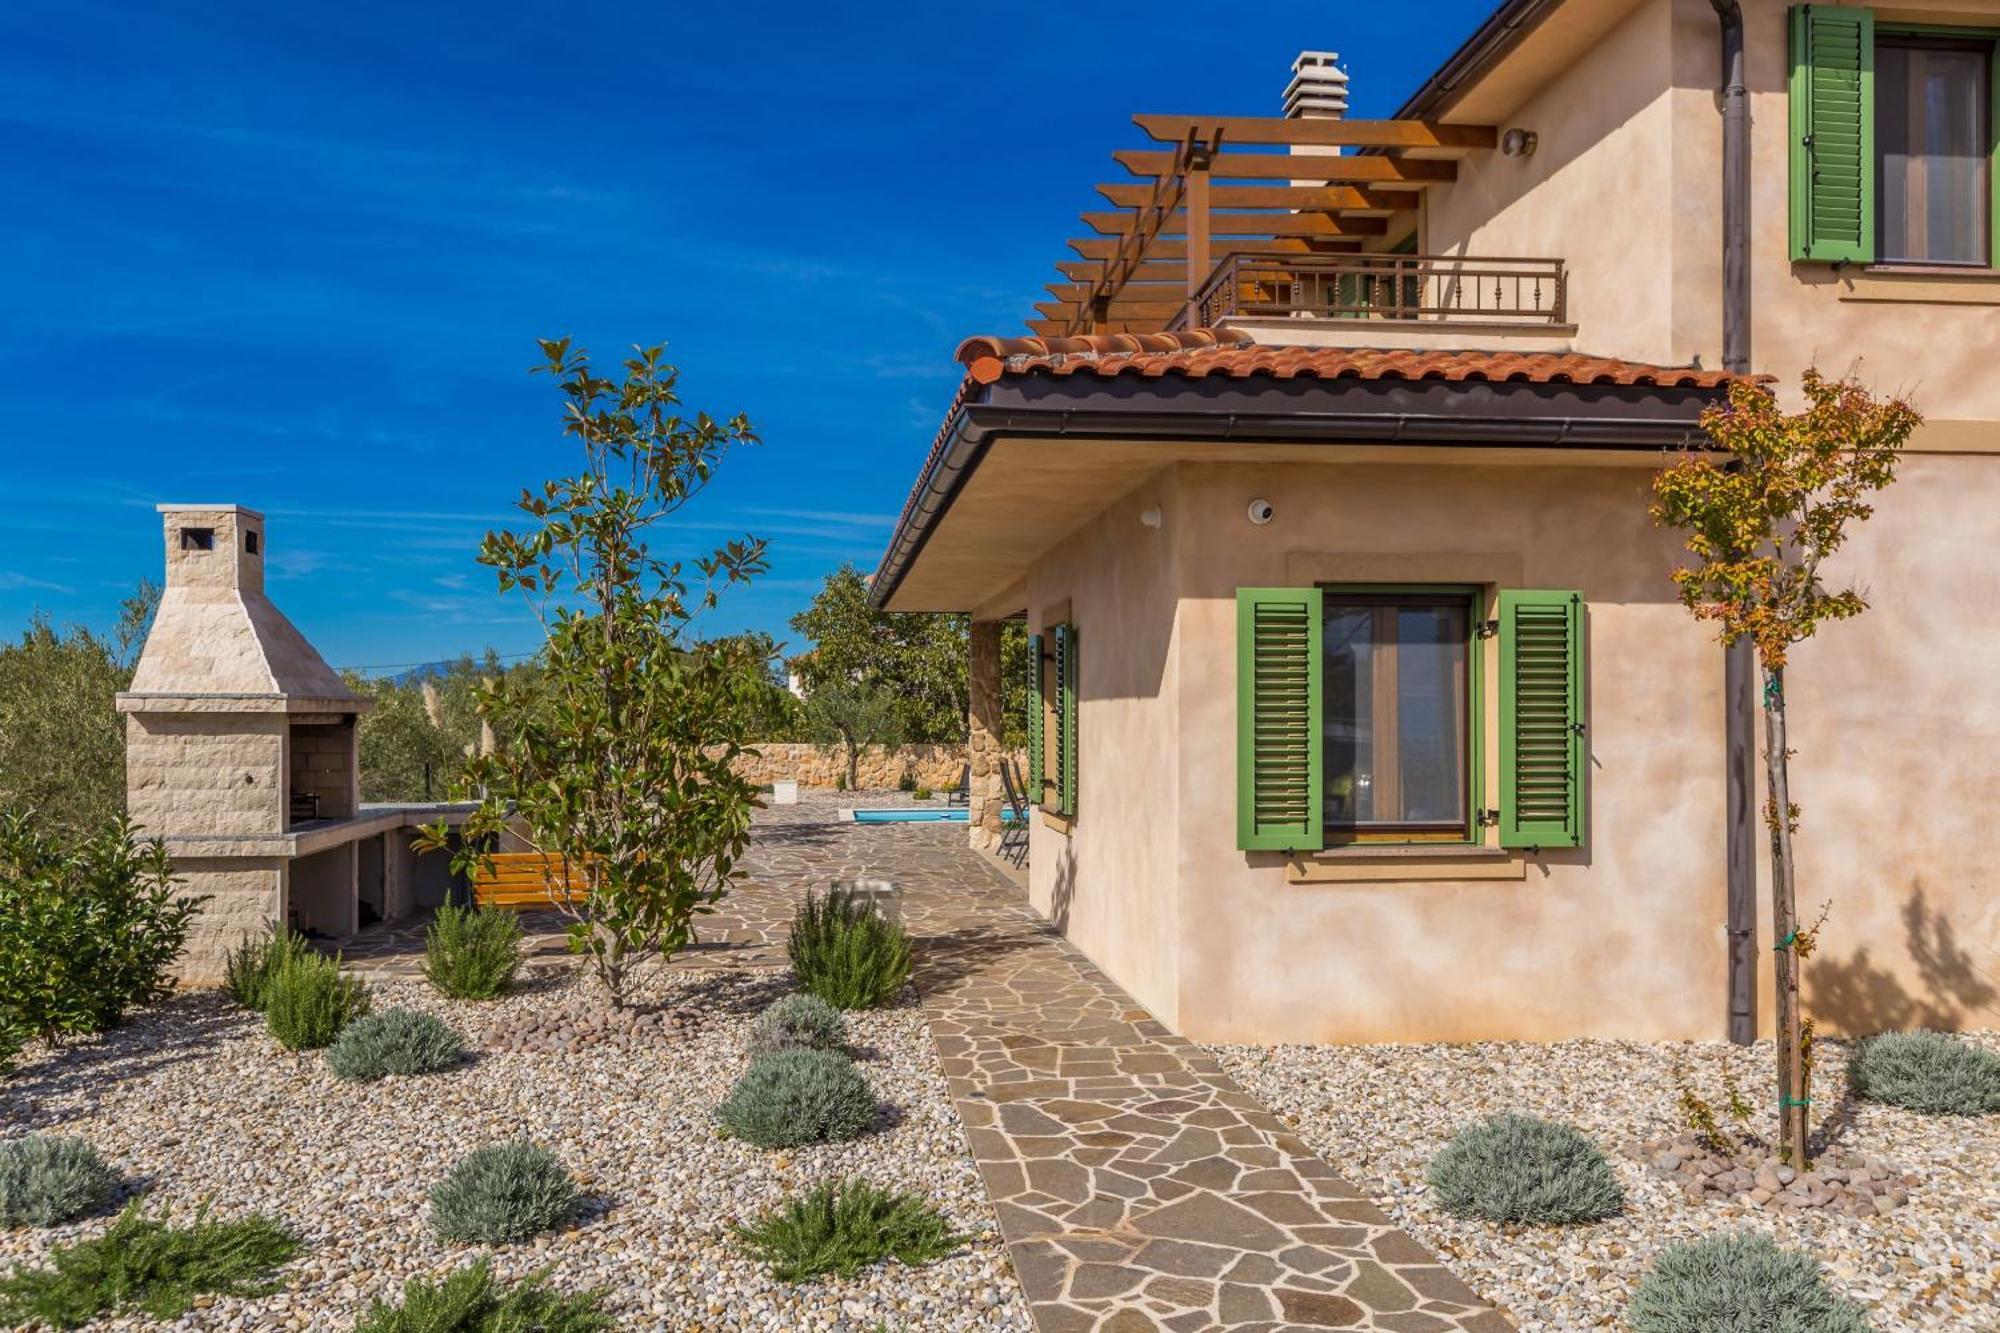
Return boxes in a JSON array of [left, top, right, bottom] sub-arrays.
[[1, 968, 1031, 1332], [1211, 1033, 2000, 1333]]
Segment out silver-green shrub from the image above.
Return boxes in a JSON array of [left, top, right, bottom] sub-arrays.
[[716, 1049, 877, 1148], [1425, 1113, 1622, 1224], [749, 994, 847, 1055], [1849, 1030, 2000, 1115], [327, 1008, 466, 1082], [1628, 1232, 1871, 1332], [0, 1136, 118, 1226], [429, 1142, 578, 1244], [264, 950, 370, 1051]]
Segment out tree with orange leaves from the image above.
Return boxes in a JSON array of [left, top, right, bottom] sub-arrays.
[[1651, 368, 1920, 1166]]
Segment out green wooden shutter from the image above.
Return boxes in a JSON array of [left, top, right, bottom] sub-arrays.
[[1055, 624, 1078, 816], [1027, 632, 1045, 804], [1497, 590, 1586, 850], [1789, 4, 1875, 263], [1236, 588, 1323, 852]]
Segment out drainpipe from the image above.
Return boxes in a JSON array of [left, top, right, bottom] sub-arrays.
[[1710, 0, 1758, 1047]]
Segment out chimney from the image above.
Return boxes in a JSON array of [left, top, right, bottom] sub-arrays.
[[161, 503, 266, 595], [1284, 51, 1350, 120]]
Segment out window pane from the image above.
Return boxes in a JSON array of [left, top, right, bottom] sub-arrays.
[[1323, 598, 1468, 830], [1323, 607, 1375, 825], [1879, 43, 1991, 265], [1395, 605, 1467, 824]]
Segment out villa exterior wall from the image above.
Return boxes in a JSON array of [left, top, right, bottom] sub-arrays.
[[1026, 470, 1185, 1029], [1021, 452, 2000, 1043]]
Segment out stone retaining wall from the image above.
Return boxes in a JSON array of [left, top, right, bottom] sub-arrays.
[[726, 743, 966, 791]]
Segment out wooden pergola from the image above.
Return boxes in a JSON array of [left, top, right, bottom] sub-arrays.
[[1033, 114, 1499, 338]]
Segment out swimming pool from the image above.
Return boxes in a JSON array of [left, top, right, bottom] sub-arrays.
[[845, 807, 970, 824]]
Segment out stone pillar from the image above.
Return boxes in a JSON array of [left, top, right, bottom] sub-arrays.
[[967, 621, 1006, 852]]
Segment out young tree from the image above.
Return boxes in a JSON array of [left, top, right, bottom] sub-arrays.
[[800, 678, 906, 790], [1651, 368, 1919, 1165], [789, 565, 968, 742], [423, 340, 768, 1008]]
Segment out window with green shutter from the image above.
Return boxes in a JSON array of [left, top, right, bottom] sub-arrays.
[[1053, 624, 1078, 816], [1027, 632, 1045, 802], [1496, 589, 1586, 850], [1236, 588, 1324, 851], [1790, 5, 1876, 263]]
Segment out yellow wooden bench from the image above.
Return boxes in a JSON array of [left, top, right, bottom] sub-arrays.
[[469, 851, 592, 909]]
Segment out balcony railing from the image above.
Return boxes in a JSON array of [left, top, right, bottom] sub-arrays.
[[1171, 253, 1568, 330]]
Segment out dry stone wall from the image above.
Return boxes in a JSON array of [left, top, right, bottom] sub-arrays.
[[721, 743, 968, 790]]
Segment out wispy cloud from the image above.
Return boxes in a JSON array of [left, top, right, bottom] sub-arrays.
[[0, 572, 73, 593], [743, 507, 896, 527]]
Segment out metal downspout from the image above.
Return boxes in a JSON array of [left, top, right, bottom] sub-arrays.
[[1711, 0, 1758, 1047]]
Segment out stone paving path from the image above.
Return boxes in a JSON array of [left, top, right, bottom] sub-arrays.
[[911, 857, 1512, 1332], [330, 795, 1510, 1331]]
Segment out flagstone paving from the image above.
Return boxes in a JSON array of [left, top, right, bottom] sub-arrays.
[[331, 794, 1512, 1331]]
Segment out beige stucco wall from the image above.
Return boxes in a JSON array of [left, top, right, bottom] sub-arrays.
[[1026, 471, 1185, 1029], [1425, 0, 2000, 428], [1021, 451, 2000, 1043]]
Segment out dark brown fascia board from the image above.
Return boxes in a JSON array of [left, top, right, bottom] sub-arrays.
[[1391, 0, 1567, 122], [868, 371, 1723, 609]]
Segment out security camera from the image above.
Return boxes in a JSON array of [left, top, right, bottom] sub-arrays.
[[1247, 499, 1275, 525]]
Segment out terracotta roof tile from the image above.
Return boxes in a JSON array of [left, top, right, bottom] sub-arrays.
[[955, 329, 1739, 390]]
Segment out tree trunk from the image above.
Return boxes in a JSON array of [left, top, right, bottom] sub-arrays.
[[1762, 665, 1810, 1164], [844, 736, 860, 791]]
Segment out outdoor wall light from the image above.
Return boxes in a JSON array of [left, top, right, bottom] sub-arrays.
[[1247, 499, 1275, 526], [1501, 127, 1539, 157], [1140, 505, 1163, 529]]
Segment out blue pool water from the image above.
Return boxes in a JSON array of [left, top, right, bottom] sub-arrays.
[[849, 808, 970, 824]]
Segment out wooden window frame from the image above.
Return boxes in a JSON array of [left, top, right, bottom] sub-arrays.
[[1318, 584, 1484, 847], [1873, 29, 1998, 270]]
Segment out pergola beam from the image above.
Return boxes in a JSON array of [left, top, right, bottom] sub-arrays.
[[1097, 182, 1406, 212], [1116, 150, 1455, 183], [1083, 211, 1390, 238], [1066, 237, 1320, 260], [1134, 113, 1497, 150]]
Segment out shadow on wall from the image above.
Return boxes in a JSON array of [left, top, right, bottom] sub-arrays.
[[1807, 885, 2000, 1034], [1047, 837, 1078, 935]]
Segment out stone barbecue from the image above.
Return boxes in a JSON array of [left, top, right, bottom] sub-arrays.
[[117, 504, 467, 979]]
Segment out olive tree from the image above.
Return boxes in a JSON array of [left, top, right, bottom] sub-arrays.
[[1651, 368, 1918, 1164], [423, 340, 768, 1007]]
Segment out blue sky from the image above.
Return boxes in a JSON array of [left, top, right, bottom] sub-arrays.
[[0, 0, 1492, 673]]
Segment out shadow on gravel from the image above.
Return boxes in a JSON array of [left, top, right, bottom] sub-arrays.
[[0, 997, 247, 1130]]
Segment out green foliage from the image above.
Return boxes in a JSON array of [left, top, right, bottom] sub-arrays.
[[1426, 1114, 1622, 1225], [735, 1178, 965, 1282], [0, 1200, 298, 1328], [430, 1142, 579, 1245], [896, 771, 917, 793], [789, 564, 969, 745], [717, 1049, 878, 1149], [912, 787, 932, 802], [352, 1259, 612, 1333], [787, 889, 912, 1011], [0, 584, 156, 838], [423, 903, 524, 1000], [1651, 371, 1919, 670], [222, 929, 311, 1012], [799, 680, 906, 792], [0, 811, 204, 1072], [0, 1136, 118, 1227], [327, 1007, 466, 1082], [1850, 1030, 2000, 1115], [422, 340, 768, 1008], [1628, 1232, 1871, 1333], [346, 655, 515, 803], [263, 950, 370, 1051], [750, 993, 847, 1055]]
